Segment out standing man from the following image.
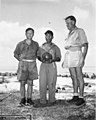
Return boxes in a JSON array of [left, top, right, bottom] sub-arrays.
[[62, 16, 88, 107], [14, 28, 39, 106], [34, 30, 61, 107]]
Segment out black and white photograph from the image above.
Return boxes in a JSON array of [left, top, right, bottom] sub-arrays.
[[0, 0, 95, 120]]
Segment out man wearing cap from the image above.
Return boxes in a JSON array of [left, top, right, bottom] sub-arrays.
[[34, 30, 61, 107]]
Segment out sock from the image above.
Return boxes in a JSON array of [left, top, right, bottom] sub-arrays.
[[79, 96, 84, 99], [73, 93, 79, 96]]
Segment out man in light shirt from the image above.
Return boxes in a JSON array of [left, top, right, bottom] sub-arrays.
[[62, 16, 88, 107]]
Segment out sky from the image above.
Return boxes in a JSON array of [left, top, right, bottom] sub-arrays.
[[0, 0, 96, 73]]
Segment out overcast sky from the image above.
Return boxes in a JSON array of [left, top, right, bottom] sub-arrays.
[[0, 0, 96, 73]]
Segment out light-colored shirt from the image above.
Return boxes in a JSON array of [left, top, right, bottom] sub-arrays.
[[62, 27, 88, 68], [64, 27, 88, 49]]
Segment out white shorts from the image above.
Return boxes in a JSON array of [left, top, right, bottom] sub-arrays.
[[62, 50, 83, 68]]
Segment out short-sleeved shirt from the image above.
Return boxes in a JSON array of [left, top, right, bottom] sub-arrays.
[[64, 27, 88, 48], [37, 42, 61, 60], [14, 39, 39, 60], [63, 27, 88, 68]]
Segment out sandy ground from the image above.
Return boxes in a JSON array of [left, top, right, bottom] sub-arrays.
[[0, 76, 96, 120], [0, 76, 96, 94]]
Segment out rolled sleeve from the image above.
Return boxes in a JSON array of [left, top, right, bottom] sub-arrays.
[[78, 29, 88, 45], [36, 43, 39, 56], [37, 47, 42, 57], [14, 43, 20, 56], [55, 46, 61, 59]]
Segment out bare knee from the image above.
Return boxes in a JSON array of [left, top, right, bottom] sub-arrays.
[[71, 74, 77, 81], [27, 80, 33, 86], [76, 67, 84, 83], [69, 68, 77, 81], [77, 74, 84, 85], [20, 81, 26, 86]]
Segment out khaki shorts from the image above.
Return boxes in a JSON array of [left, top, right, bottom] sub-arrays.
[[17, 61, 38, 81]]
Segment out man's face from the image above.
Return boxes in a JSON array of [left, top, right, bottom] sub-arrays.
[[65, 18, 75, 31], [45, 33, 53, 43], [26, 30, 34, 39]]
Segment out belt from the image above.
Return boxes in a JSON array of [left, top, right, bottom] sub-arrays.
[[68, 46, 81, 51], [22, 59, 36, 62]]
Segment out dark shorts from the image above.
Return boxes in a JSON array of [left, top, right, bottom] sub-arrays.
[[17, 61, 38, 81]]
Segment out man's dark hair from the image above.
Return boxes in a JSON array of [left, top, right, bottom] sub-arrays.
[[45, 30, 53, 36], [65, 15, 76, 23], [25, 28, 34, 33]]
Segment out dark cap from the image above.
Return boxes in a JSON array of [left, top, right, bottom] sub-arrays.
[[45, 30, 53, 36]]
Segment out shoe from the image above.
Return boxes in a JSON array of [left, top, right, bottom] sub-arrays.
[[66, 96, 79, 104], [26, 98, 34, 105], [47, 101, 56, 107], [33, 102, 47, 108], [75, 98, 86, 107], [47, 102, 56, 106], [18, 98, 26, 107]]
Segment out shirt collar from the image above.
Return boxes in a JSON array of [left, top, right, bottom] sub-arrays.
[[69, 26, 78, 35], [23, 39, 33, 46]]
